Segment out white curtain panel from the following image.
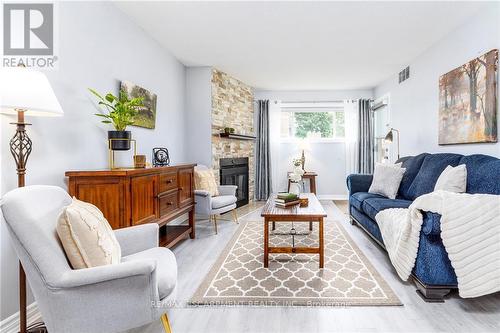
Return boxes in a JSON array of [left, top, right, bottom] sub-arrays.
[[344, 100, 359, 177], [268, 100, 282, 193]]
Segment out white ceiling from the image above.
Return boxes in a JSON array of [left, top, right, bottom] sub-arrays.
[[115, 1, 489, 90]]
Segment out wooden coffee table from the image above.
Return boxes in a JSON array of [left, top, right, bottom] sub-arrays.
[[261, 193, 327, 268]]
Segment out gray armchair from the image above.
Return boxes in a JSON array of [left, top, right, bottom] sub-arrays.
[[1, 185, 176, 333], [194, 165, 238, 234]]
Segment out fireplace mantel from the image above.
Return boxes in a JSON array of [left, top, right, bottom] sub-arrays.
[[218, 133, 256, 140]]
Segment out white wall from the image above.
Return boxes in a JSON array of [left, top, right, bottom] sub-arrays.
[[185, 67, 213, 167], [254, 90, 373, 198], [374, 4, 500, 158], [0, 2, 187, 320]]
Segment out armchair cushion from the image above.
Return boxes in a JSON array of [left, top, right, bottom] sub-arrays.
[[212, 195, 238, 209], [123, 247, 177, 300], [57, 198, 121, 269]]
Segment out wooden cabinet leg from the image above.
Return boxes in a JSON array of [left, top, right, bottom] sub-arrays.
[[189, 208, 195, 239], [310, 177, 317, 195], [309, 221, 313, 231], [264, 218, 269, 268], [319, 217, 324, 268], [272, 221, 276, 230]]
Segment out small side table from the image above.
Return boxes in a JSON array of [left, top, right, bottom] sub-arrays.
[[287, 171, 318, 194]]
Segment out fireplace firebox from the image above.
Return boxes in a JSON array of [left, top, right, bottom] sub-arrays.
[[219, 157, 249, 207]]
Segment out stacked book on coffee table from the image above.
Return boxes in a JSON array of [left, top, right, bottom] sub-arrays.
[[275, 193, 300, 208]]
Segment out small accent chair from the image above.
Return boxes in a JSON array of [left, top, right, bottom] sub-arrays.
[[194, 165, 239, 234], [1, 185, 177, 333]]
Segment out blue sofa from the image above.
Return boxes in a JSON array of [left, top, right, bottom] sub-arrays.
[[347, 153, 500, 301]]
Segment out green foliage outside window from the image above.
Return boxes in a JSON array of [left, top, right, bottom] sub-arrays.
[[293, 112, 345, 139]]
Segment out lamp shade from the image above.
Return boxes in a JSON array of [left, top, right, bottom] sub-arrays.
[[299, 138, 310, 150], [0, 67, 63, 116]]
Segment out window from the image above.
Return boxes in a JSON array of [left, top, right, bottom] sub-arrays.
[[280, 106, 345, 141]]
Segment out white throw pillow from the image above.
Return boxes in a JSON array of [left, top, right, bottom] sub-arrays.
[[57, 198, 121, 269], [369, 163, 406, 199], [434, 164, 467, 193]]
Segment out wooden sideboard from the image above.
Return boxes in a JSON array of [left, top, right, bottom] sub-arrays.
[[66, 164, 196, 248]]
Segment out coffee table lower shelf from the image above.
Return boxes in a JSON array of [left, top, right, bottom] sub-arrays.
[[263, 218, 324, 269]]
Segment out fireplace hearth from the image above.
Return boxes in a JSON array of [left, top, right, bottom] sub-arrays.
[[219, 157, 249, 207]]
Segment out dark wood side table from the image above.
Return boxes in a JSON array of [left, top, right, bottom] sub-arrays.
[[287, 171, 318, 194]]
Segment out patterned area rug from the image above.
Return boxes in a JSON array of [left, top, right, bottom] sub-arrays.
[[191, 220, 401, 306]]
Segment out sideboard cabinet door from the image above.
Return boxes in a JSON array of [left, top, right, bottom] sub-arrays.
[[131, 175, 158, 225], [178, 167, 194, 207], [70, 177, 126, 229]]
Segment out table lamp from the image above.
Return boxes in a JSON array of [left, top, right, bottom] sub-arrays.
[[299, 139, 310, 171], [0, 66, 63, 333], [384, 127, 400, 159]]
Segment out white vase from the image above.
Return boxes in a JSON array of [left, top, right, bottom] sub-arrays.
[[289, 182, 302, 195]]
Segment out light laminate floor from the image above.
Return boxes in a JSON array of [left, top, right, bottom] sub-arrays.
[[131, 201, 500, 333]]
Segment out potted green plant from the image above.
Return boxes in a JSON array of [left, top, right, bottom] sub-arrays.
[[89, 88, 144, 150]]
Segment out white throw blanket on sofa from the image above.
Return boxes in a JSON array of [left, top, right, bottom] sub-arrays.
[[375, 190, 500, 298]]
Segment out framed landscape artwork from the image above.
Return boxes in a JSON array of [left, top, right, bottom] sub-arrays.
[[438, 49, 498, 145], [120, 81, 157, 129]]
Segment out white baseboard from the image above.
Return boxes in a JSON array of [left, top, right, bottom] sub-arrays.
[[0, 302, 42, 333], [317, 194, 348, 200]]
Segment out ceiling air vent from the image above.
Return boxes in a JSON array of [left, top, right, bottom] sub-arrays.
[[398, 66, 410, 83]]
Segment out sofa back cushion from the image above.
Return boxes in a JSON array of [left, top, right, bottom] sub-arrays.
[[459, 154, 500, 194], [397, 153, 429, 199], [406, 153, 463, 200]]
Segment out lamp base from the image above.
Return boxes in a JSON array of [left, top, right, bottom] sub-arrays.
[[301, 149, 306, 171]]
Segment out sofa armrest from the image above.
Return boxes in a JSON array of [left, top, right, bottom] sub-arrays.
[[346, 174, 373, 195], [422, 212, 442, 237], [114, 223, 159, 257]]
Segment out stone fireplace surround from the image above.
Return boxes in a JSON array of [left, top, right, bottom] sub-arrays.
[[211, 69, 255, 201]]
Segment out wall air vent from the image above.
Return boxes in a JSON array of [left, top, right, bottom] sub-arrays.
[[398, 66, 410, 83]]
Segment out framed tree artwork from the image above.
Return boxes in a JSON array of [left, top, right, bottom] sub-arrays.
[[120, 81, 157, 129], [438, 49, 498, 145]]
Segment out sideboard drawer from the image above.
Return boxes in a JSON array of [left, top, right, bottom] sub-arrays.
[[159, 191, 179, 217], [159, 172, 178, 193]]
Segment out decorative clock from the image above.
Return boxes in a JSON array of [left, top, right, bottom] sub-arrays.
[[152, 148, 170, 167]]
